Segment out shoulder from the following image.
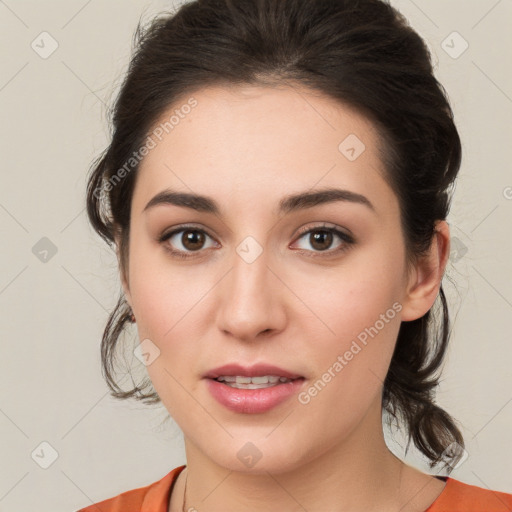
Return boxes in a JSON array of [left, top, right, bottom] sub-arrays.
[[428, 476, 512, 512], [76, 465, 186, 512]]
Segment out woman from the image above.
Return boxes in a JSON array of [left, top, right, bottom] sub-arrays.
[[78, 0, 512, 510]]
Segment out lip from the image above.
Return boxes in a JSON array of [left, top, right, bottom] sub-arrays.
[[205, 377, 305, 414], [203, 363, 303, 380], [203, 363, 306, 414]]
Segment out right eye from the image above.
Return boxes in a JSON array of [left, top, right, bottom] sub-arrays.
[[159, 225, 218, 259]]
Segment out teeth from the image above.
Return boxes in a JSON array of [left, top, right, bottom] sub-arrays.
[[216, 375, 294, 387], [250, 376, 270, 384], [216, 375, 292, 383], [228, 382, 277, 389]]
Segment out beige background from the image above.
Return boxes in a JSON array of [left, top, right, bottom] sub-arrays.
[[0, 0, 511, 511]]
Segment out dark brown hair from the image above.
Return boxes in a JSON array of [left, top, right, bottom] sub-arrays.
[[86, 0, 464, 470]]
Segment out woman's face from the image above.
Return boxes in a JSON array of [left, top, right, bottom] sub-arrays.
[[122, 84, 420, 472]]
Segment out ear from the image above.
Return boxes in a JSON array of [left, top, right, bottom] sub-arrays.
[[400, 220, 450, 322], [114, 230, 132, 309]]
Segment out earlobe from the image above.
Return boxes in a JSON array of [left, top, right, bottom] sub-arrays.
[[400, 220, 450, 322]]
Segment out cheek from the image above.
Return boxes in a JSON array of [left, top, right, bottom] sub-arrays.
[[132, 268, 204, 420], [128, 240, 203, 336], [292, 276, 403, 445], [127, 250, 207, 403], [296, 254, 404, 342], [292, 255, 404, 394]]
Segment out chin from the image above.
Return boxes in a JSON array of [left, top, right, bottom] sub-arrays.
[[193, 433, 315, 475]]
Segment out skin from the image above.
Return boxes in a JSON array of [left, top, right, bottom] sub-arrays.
[[117, 84, 451, 512]]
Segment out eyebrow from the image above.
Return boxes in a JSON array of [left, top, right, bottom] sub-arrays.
[[142, 187, 375, 216]]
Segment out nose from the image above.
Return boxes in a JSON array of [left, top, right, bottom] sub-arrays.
[[215, 243, 287, 342]]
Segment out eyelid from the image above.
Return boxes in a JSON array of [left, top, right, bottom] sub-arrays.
[[293, 222, 353, 241], [158, 222, 214, 240]]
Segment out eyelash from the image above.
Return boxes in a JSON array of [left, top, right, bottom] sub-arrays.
[[158, 223, 355, 260]]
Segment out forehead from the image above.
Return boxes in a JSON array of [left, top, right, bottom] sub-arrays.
[[132, 84, 396, 218]]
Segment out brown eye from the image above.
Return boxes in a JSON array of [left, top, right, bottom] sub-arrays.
[[159, 226, 217, 258], [292, 224, 355, 257], [181, 229, 206, 251], [308, 230, 334, 251]]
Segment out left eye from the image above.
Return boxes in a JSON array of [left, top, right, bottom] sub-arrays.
[[292, 226, 353, 254]]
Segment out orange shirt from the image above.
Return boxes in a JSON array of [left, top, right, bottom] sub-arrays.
[[76, 465, 512, 512]]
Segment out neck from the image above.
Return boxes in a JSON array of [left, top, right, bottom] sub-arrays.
[[173, 400, 437, 512]]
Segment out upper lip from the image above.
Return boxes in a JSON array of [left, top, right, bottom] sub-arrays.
[[203, 363, 304, 380]]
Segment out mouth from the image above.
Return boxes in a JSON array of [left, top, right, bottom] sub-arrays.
[[212, 375, 304, 389], [203, 363, 306, 413], [203, 362, 305, 383]]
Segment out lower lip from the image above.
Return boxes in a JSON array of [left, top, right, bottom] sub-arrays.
[[205, 378, 305, 414]]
